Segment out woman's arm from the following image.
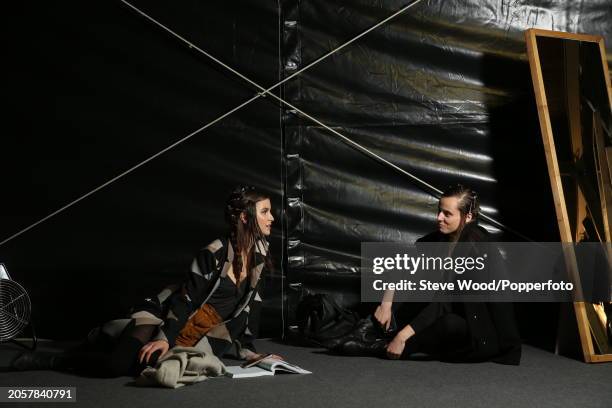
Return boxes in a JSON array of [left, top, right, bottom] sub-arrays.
[[373, 289, 395, 330], [386, 324, 416, 359], [386, 302, 448, 359], [409, 302, 447, 334]]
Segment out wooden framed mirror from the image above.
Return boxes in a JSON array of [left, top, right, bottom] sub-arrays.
[[525, 28, 612, 363]]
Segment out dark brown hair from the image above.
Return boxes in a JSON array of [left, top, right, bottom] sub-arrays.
[[440, 184, 479, 240], [225, 185, 272, 285]]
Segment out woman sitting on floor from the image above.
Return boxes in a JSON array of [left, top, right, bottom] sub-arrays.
[[12, 185, 277, 376], [339, 184, 521, 364]]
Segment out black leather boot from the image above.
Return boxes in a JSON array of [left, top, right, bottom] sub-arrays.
[[340, 338, 388, 357], [321, 317, 371, 350], [325, 316, 389, 354], [10, 352, 60, 371]]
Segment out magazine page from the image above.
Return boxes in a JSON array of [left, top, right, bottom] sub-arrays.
[[225, 366, 275, 378], [258, 358, 311, 374]]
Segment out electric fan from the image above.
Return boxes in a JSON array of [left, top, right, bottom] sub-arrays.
[[0, 263, 36, 349]]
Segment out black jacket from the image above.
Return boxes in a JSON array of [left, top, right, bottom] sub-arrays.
[[411, 222, 522, 365]]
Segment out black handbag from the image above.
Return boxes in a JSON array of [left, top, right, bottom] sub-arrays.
[[295, 293, 360, 345]]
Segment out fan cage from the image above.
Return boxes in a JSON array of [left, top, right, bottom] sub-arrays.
[[0, 279, 31, 341]]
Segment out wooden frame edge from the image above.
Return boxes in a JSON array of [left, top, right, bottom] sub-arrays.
[[525, 28, 603, 44], [524, 29, 612, 363]]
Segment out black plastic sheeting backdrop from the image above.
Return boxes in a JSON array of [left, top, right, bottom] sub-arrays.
[[281, 0, 612, 348], [1, 0, 611, 345]]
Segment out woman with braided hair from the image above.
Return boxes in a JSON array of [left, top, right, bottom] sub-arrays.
[[338, 184, 521, 364], [137, 185, 276, 365], [12, 185, 277, 376], [377, 184, 521, 364]]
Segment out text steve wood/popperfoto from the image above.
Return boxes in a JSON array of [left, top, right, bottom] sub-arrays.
[[371, 253, 487, 275], [372, 278, 574, 293]]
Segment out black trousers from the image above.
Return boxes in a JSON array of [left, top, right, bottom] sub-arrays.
[[399, 313, 470, 360], [58, 320, 161, 378]]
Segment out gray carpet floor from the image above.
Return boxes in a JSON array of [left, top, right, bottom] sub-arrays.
[[1, 339, 611, 408]]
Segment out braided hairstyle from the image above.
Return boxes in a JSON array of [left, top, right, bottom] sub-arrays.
[[225, 185, 272, 285], [440, 184, 479, 239]]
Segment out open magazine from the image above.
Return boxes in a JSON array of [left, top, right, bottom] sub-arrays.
[[225, 357, 311, 378]]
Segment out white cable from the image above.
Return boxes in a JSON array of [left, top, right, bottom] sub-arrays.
[[0, 93, 260, 247], [0, 0, 424, 248], [1, 0, 531, 246], [119, 0, 437, 192], [120, 1, 532, 240], [121, 0, 425, 109]]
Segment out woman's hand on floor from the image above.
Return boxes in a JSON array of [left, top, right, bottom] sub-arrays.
[[386, 325, 414, 359], [386, 335, 406, 359], [246, 353, 284, 364], [139, 340, 169, 364]]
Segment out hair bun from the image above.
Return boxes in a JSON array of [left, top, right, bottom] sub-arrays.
[[225, 185, 258, 224]]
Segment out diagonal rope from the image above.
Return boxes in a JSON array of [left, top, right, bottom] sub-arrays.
[[0, 0, 533, 245], [0, 0, 424, 248], [120, 0, 437, 192], [0, 94, 261, 247], [120, 1, 534, 241], [121, 0, 425, 106]]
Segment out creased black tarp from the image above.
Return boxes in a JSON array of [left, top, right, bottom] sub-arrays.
[[281, 0, 612, 344]]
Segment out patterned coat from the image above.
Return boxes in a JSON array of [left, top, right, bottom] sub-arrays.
[[99, 237, 267, 359]]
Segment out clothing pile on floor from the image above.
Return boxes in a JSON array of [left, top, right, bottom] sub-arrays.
[[136, 346, 226, 388]]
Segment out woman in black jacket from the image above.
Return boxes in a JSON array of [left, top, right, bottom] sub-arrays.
[[12, 185, 276, 376], [373, 184, 521, 364]]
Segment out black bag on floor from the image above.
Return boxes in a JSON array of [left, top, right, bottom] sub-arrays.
[[295, 293, 359, 346]]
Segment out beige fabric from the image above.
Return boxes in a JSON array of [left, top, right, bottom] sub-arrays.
[[130, 310, 164, 326], [205, 323, 233, 342], [206, 239, 223, 254], [136, 347, 226, 388]]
